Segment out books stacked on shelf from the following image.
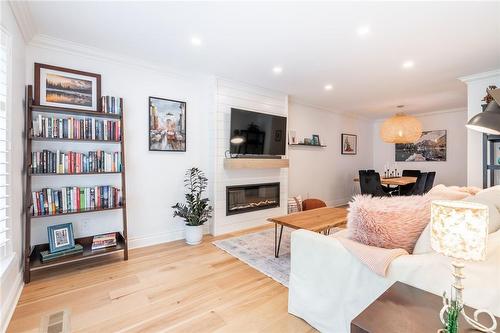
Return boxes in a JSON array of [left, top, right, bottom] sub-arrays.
[[31, 150, 122, 174], [91, 233, 117, 250], [40, 244, 84, 262], [32, 186, 122, 216], [101, 96, 123, 115], [32, 114, 121, 141]]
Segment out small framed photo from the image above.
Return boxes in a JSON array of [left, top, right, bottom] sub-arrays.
[[34, 63, 101, 111], [312, 134, 321, 146], [341, 133, 357, 155], [149, 96, 187, 152], [47, 223, 75, 253]]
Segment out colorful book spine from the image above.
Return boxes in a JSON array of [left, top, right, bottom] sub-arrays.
[[31, 150, 122, 174], [32, 115, 121, 141], [101, 96, 123, 115], [31, 186, 122, 216]]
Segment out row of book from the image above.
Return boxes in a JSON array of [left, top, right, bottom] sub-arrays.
[[32, 186, 122, 216], [32, 115, 121, 141], [31, 150, 122, 174], [101, 96, 123, 115], [91, 233, 117, 250]]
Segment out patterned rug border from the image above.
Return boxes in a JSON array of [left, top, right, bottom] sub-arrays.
[[212, 228, 291, 288]]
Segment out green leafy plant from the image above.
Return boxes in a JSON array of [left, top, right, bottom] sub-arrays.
[[172, 168, 213, 226], [441, 291, 462, 333]]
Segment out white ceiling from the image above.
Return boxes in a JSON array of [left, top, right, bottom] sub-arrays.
[[25, 1, 500, 118]]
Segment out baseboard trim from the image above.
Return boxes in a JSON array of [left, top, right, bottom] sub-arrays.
[[128, 225, 210, 249], [1, 269, 23, 333]]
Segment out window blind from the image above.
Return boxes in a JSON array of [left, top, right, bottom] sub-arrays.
[[0, 28, 10, 260]]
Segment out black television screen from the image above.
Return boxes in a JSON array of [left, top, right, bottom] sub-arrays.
[[230, 108, 287, 156]]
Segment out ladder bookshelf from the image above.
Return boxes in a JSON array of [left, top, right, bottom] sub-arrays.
[[23, 85, 128, 283]]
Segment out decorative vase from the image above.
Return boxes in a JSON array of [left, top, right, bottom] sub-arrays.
[[185, 225, 203, 245]]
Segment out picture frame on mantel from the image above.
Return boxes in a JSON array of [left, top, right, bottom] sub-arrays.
[[34, 63, 101, 111], [341, 133, 357, 155]]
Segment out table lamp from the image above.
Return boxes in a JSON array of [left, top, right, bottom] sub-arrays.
[[430, 200, 497, 332]]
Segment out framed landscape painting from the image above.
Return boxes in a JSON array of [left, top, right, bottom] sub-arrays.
[[34, 63, 101, 111], [395, 130, 447, 161], [149, 96, 186, 152], [341, 133, 357, 155]]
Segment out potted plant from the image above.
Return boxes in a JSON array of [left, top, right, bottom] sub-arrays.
[[172, 167, 213, 245]]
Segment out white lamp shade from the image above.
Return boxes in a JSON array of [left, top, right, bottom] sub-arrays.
[[430, 200, 488, 261], [380, 113, 422, 143]]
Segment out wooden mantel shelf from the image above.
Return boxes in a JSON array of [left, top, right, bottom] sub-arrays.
[[224, 158, 289, 169]]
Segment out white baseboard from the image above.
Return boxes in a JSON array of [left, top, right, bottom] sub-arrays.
[[1, 270, 23, 333], [128, 225, 210, 249]]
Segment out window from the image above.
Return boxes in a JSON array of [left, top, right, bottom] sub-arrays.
[[0, 27, 10, 260]]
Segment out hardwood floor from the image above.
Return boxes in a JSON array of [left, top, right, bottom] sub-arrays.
[[7, 226, 316, 332]]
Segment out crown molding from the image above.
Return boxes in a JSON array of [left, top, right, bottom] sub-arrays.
[[373, 107, 467, 122], [8, 1, 36, 42], [459, 69, 500, 83], [29, 34, 213, 82]]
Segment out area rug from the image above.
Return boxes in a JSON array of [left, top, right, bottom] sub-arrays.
[[213, 228, 293, 287]]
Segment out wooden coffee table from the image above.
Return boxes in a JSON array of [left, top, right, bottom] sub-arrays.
[[267, 207, 348, 257]]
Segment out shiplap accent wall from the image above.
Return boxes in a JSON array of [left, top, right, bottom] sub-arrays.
[[211, 79, 288, 236]]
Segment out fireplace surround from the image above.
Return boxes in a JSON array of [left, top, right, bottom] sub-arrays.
[[226, 182, 280, 216]]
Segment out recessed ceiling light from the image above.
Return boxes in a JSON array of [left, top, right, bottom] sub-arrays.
[[191, 36, 202, 46], [357, 25, 371, 37], [324, 84, 333, 91], [272, 66, 283, 74], [402, 60, 414, 69]]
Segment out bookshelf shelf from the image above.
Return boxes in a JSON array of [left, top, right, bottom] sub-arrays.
[[29, 233, 125, 271], [24, 85, 129, 283], [30, 136, 121, 144], [31, 206, 124, 218], [32, 104, 121, 119], [30, 171, 122, 176]]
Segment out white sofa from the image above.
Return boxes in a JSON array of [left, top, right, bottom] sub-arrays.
[[288, 215, 500, 333]]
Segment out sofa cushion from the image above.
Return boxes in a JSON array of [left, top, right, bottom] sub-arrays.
[[464, 195, 500, 233], [347, 195, 431, 253], [425, 184, 472, 200], [413, 223, 431, 254], [474, 185, 500, 211]]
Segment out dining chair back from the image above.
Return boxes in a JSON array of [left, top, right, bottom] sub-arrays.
[[423, 171, 436, 193], [402, 169, 421, 177], [404, 172, 428, 196], [358, 170, 390, 197], [302, 198, 327, 211]]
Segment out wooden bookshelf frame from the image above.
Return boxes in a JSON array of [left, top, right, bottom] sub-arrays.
[[23, 85, 128, 283]]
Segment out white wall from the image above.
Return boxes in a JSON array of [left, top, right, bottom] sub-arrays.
[[212, 79, 288, 235], [288, 102, 373, 205], [460, 70, 500, 187], [25, 37, 216, 248], [0, 2, 26, 332], [372, 109, 468, 186]]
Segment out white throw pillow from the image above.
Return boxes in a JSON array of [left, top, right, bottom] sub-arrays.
[[413, 223, 431, 254], [463, 195, 500, 234], [287, 195, 303, 213], [474, 185, 500, 211]]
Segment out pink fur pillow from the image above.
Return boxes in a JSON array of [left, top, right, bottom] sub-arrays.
[[347, 195, 432, 253]]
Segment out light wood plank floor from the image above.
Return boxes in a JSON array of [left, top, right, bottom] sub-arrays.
[[7, 226, 316, 332]]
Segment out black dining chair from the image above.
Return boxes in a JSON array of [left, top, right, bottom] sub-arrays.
[[359, 170, 390, 197], [402, 170, 421, 177], [399, 170, 422, 195], [423, 172, 436, 193], [403, 172, 428, 196]]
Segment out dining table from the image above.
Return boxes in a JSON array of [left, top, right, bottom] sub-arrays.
[[353, 176, 417, 195]]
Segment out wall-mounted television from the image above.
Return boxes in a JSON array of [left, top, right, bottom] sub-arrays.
[[229, 108, 287, 157]]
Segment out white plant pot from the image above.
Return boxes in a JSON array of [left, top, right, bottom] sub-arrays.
[[185, 225, 203, 245]]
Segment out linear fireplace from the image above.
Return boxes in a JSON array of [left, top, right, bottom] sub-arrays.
[[226, 182, 280, 216]]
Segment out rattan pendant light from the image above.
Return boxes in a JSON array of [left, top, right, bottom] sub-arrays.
[[380, 107, 422, 143]]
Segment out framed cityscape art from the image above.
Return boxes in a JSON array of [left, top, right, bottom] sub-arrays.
[[149, 96, 187, 152]]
